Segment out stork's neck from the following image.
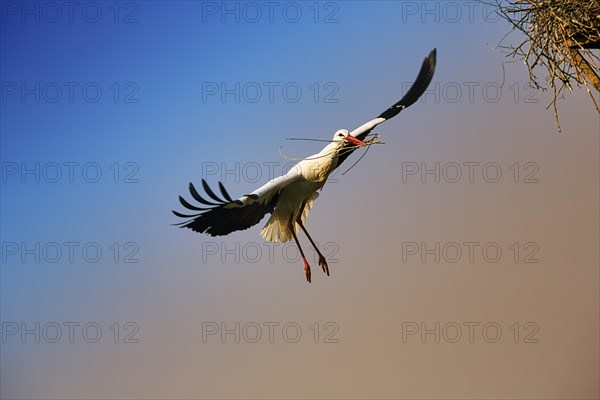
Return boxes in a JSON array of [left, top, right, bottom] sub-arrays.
[[298, 141, 344, 183], [317, 141, 344, 158]]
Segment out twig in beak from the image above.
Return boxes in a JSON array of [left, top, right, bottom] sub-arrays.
[[341, 133, 385, 175]]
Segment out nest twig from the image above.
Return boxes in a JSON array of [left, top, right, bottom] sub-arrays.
[[492, 0, 600, 132]]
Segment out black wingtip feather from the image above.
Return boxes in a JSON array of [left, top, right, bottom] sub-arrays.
[[377, 48, 437, 120], [189, 182, 221, 206], [179, 195, 208, 211], [172, 210, 199, 219], [218, 182, 234, 202], [202, 179, 226, 203], [173, 180, 280, 236], [335, 49, 437, 171]]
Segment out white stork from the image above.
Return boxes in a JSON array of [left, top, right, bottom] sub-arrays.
[[173, 49, 437, 282]]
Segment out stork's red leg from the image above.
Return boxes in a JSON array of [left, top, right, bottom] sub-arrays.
[[296, 202, 329, 276], [289, 213, 311, 283]]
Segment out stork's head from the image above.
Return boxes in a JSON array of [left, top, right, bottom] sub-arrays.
[[332, 129, 365, 147]]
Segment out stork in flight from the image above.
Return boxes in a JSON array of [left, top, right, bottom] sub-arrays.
[[173, 49, 437, 282]]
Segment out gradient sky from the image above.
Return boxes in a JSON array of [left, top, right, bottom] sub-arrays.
[[1, 1, 599, 399]]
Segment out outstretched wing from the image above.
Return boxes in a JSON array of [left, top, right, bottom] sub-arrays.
[[336, 48, 437, 168], [172, 169, 301, 236]]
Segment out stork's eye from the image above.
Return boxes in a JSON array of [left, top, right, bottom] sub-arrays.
[[338, 133, 344, 137]]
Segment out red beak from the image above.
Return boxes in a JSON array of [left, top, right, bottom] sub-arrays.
[[344, 134, 365, 146]]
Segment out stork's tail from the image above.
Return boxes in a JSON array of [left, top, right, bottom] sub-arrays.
[[260, 193, 318, 243]]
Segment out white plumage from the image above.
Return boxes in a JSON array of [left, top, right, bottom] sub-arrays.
[[173, 49, 437, 282], [259, 130, 355, 243]]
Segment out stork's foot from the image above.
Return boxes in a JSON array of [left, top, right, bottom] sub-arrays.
[[319, 255, 329, 276], [303, 258, 312, 283]]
